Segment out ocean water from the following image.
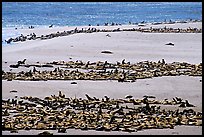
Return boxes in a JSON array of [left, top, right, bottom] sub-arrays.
[[2, 2, 202, 44]]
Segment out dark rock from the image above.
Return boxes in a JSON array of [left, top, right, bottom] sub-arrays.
[[101, 50, 113, 54], [71, 82, 77, 84]]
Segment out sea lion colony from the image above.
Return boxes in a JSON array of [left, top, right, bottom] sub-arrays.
[[4, 26, 202, 44], [2, 59, 202, 82], [2, 91, 202, 134]]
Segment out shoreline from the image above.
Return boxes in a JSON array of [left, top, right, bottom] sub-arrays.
[[2, 21, 202, 45], [2, 19, 202, 29]]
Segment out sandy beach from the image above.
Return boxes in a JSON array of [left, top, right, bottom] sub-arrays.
[[2, 22, 202, 135]]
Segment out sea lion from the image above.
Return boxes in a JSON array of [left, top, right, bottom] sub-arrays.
[[49, 24, 53, 28], [85, 94, 94, 101], [143, 95, 156, 99], [17, 59, 26, 65], [179, 102, 186, 108], [58, 128, 66, 133], [59, 91, 65, 98], [106, 34, 111, 37], [125, 95, 133, 99], [104, 95, 110, 102], [185, 100, 195, 107], [38, 131, 53, 135]]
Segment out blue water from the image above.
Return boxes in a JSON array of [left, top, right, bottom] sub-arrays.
[[2, 2, 202, 45]]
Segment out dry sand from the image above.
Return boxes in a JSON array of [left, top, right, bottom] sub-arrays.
[[2, 22, 202, 135]]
